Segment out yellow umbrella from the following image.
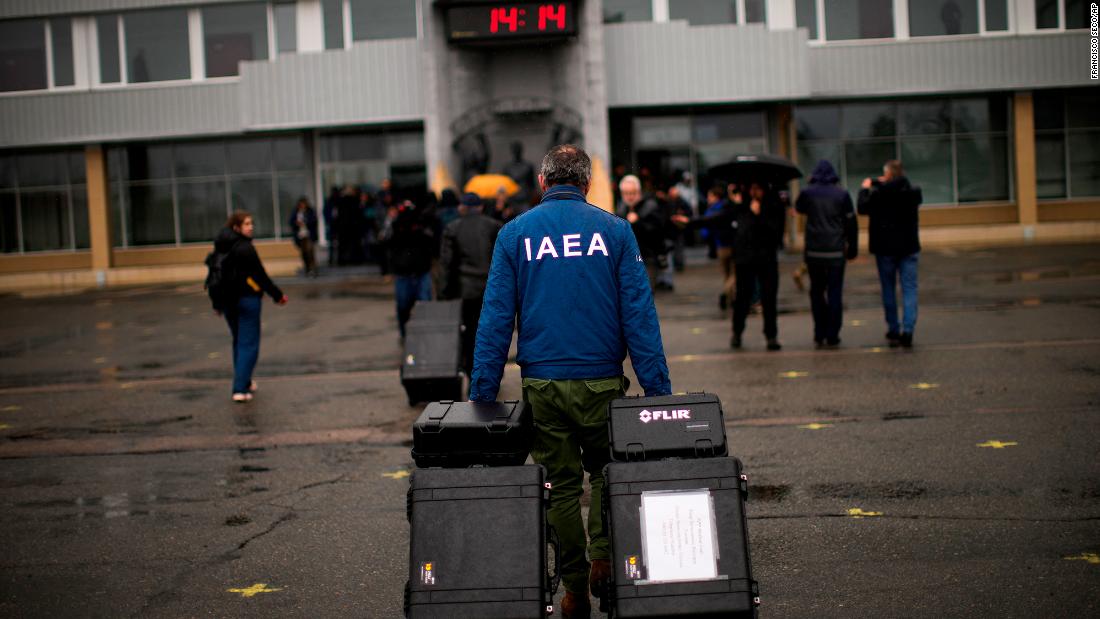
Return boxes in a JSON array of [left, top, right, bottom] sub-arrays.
[[464, 174, 520, 199]]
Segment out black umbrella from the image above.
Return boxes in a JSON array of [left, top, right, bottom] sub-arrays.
[[707, 154, 803, 185]]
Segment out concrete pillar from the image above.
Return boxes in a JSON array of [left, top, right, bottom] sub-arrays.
[[85, 145, 112, 284], [578, 0, 613, 212], [1014, 91, 1038, 229]]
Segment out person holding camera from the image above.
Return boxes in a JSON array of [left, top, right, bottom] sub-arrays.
[[858, 160, 923, 348]]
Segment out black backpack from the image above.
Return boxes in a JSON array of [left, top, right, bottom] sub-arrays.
[[204, 243, 238, 311]]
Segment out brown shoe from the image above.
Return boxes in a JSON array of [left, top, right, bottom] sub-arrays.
[[560, 590, 591, 619], [589, 558, 612, 610]]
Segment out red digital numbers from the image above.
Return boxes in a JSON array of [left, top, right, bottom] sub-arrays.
[[539, 4, 567, 31], [490, 7, 529, 33], [487, 4, 568, 36]]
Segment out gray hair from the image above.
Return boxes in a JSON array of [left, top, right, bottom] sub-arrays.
[[619, 175, 641, 191], [540, 144, 591, 188]]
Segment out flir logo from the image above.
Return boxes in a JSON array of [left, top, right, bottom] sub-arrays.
[[638, 409, 692, 423]]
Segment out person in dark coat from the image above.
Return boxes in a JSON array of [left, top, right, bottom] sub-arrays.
[[386, 200, 437, 338], [439, 192, 502, 376], [796, 160, 858, 348], [616, 174, 669, 291], [288, 196, 319, 277], [731, 181, 786, 351], [213, 211, 288, 403], [858, 159, 923, 348]]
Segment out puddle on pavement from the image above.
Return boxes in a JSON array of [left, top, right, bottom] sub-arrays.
[[811, 482, 927, 500], [748, 484, 791, 503], [10, 492, 204, 520]]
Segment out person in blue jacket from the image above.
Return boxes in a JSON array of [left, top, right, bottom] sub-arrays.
[[470, 144, 672, 619]]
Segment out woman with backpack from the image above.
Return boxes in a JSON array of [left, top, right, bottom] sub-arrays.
[[212, 211, 289, 403]]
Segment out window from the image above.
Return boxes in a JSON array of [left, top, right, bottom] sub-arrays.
[[796, 95, 1012, 205], [97, 16, 121, 84], [124, 8, 191, 83], [824, 0, 893, 40], [1037, 0, 1089, 29], [274, 2, 297, 53], [985, 0, 1009, 31], [322, 0, 345, 49], [744, 0, 766, 24], [0, 150, 89, 254], [669, 0, 736, 25], [0, 19, 47, 92], [203, 3, 269, 78], [621, 110, 768, 195], [667, 0, 766, 26], [910, 0, 978, 37], [319, 128, 427, 208], [351, 0, 417, 41], [50, 18, 75, 87], [795, 0, 818, 39], [1034, 90, 1100, 199], [108, 135, 311, 247], [604, 0, 653, 23]]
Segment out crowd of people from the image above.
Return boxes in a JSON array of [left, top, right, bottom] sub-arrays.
[[215, 150, 924, 406]]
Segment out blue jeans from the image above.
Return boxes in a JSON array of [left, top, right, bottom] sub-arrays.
[[875, 253, 919, 335], [395, 273, 432, 337], [225, 295, 262, 394]]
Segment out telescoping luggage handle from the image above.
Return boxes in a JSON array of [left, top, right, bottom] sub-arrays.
[[427, 400, 520, 431]]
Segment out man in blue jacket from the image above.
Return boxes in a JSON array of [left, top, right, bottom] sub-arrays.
[[470, 144, 672, 618]]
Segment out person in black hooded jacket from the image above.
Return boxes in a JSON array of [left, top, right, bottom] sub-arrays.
[[796, 160, 858, 348], [858, 159, 923, 348], [214, 211, 288, 403]]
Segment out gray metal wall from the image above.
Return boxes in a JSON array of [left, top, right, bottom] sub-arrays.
[[0, 1, 239, 19], [809, 32, 1097, 98], [239, 39, 424, 131], [603, 21, 812, 107], [0, 83, 241, 147]]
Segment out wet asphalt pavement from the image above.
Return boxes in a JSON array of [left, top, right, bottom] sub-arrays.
[[1, 243, 1098, 618]]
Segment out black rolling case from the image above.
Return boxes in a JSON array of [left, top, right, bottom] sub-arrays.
[[411, 400, 533, 468], [401, 320, 464, 405], [602, 458, 758, 618], [607, 393, 727, 461], [405, 465, 558, 618]]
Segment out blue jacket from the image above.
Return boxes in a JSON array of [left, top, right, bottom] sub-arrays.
[[469, 184, 672, 401]]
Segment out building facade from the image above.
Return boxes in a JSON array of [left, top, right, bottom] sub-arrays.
[[1, 0, 1097, 286]]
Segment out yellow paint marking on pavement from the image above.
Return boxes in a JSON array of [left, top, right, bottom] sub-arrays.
[[798, 423, 833, 430], [847, 508, 883, 518], [1064, 553, 1099, 564], [227, 583, 283, 598], [909, 383, 939, 390], [120, 383, 135, 390], [869, 347, 885, 353], [690, 328, 705, 335], [0, 423, 10, 430], [208, 352, 222, 359], [976, 440, 1018, 449], [779, 371, 809, 379], [382, 470, 411, 480], [849, 320, 866, 326], [680, 354, 699, 362], [2, 405, 21, 412]]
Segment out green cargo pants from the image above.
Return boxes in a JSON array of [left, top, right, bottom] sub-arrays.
[[521, 375, 628, 595]]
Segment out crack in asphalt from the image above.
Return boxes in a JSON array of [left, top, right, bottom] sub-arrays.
[[233, 511, 297, 553]]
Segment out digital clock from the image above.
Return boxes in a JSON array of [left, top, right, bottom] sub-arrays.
[[445, 2, 577, 41]]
